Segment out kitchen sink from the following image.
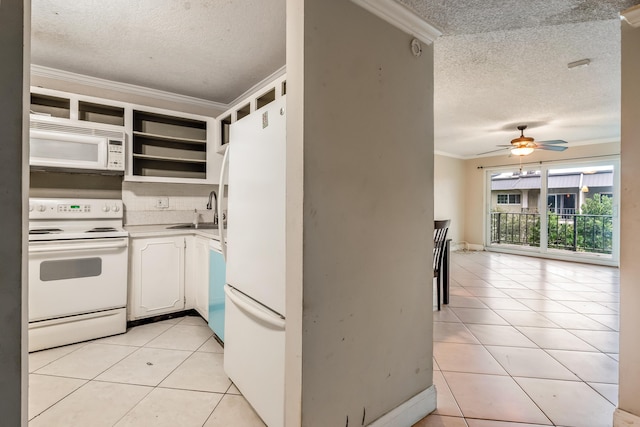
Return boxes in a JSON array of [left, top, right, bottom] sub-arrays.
[[166, 222, 220, 230]]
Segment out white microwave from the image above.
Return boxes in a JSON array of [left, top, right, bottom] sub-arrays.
[[30, 117, 125, 173]]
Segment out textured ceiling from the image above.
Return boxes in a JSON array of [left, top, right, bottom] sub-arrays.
[[30, 0, 640, 158], [31, 0, 286, 104], [398, 0, 637, 35], [398, 0, 640, 158]]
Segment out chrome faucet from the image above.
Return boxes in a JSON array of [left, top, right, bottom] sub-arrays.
[[206, 190, 218, 224]]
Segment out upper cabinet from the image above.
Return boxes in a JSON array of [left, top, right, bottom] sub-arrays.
[[127, 108, 217, 184], [29, 87, 222, 184], [31, 89, 125, 125], [215, 75, 287, 154]]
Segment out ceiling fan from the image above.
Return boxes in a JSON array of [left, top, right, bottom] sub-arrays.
[[479, 125, 568, 156]]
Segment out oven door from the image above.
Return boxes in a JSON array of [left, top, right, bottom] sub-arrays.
[[28, 237, 128, 322]]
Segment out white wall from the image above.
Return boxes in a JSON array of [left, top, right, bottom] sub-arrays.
[[434, 154, 466, 248], [0, 0, 29, 424], [618, 15, 640, 421], [287, 1, 436, 425], [121, 182, 225, 225]]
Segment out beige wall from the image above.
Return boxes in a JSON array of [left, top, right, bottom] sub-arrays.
[[618, 16, 640, 420], [434, 154, 466, 247], [463, 143, 620, 246], [289, 0, 435, 425]]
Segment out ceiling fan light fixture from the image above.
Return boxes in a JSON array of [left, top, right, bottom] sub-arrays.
[[511, 146, 535, 156]]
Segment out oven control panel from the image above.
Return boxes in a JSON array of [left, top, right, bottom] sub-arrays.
[[58, 204, 91, 213], [29, 198, 123, 219]]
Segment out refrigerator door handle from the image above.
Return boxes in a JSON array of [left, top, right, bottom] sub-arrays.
[[224, 285, 285, 329], [218, 144, 230, 260]]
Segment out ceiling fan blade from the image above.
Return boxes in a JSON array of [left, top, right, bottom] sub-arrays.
[[538, 139, 568, 145], [496, 144, 513, 147], [476, 147, 510, 155], [538, 145, 568, 151]]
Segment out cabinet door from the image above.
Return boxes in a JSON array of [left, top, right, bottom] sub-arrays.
[[130, 236, 185, 320], [192, 236, 210, 320]]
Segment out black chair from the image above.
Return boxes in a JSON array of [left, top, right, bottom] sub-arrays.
[[433, 219, 451, 311]]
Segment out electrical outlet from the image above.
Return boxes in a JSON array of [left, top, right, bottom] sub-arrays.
[[155, 197, 169, 209]]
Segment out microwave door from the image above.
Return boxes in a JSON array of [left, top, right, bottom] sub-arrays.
[[30, 130, 106, 170]]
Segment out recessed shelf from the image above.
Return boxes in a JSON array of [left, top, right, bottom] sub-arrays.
[[131, 109, 209, 182], [236, 104, 251, 121], [132, 153, 207, 164], [256, 88, 276, 110], [133, 131, 206, 145], [30, 93, 70, 119], [220, 115, 232, 148], [79, 101, 124, 126]]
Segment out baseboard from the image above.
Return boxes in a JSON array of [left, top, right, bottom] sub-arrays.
[[614, 408, 640, 426], [367, 385, 436, 427], [465, 243, 484, 251]]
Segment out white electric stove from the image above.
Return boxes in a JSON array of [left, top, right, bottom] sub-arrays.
[[28, 198, 129, 352]]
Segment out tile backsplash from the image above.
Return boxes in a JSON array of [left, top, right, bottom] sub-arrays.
[[122, 182, 227, 226]]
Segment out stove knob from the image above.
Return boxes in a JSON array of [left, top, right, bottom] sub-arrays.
[[37, 205, 46, 212], [102, 205, 111, 212], [112, 205, 120, 212]]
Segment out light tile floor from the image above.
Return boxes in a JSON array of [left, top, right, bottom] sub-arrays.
[[28, 316, 265, 427], [30, 251, 619, 427], [415, 251, 619, 427]]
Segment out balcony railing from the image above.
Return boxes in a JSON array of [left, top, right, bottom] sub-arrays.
[[490, 212, 613, 254]]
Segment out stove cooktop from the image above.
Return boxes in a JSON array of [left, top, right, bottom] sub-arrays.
[[28, 198, 127, 242]]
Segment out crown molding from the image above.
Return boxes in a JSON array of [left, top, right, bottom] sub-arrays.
[[227, 65, 286, 107], [350, 0, 442, 44], [434, 150, 467, 160], [30, 64, 228, 110], [622, 4, 640, 28]]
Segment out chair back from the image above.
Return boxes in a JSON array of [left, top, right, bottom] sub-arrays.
[[433, 219, 451, 273]]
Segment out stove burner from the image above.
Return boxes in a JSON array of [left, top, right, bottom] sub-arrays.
[[29, 228, 63, 235], [86, 227, 118, 233]]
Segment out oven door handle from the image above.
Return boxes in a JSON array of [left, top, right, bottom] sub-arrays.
[[29, 241, 128, 253]]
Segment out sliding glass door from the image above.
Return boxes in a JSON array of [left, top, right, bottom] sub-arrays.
[[486, 160, 619, 265], [489, 168, 542, 251]]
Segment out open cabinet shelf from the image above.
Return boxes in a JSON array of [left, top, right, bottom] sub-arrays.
[[131, 110, 209, 181]]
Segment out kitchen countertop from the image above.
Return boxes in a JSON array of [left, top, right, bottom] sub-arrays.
[[125, 224, 223, 241]]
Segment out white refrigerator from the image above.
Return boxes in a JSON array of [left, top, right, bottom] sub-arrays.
[[217, 95, 286, 427]]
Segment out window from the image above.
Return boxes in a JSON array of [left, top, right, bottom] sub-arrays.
[[547, 193, 576, 215], [497, 194, 521, 204]]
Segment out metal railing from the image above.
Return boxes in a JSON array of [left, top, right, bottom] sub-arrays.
[[490, 212, 613, 254], [548, 207, 577, 216]]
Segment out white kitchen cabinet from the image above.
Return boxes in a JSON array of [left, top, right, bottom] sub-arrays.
[[214, 74, 286, 154], [128, 108, 219, 184], [129, 235, 186, 320], [185, 235, 210, 320], [30, 86, 223, 185], [30, 87, 126, 126]]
